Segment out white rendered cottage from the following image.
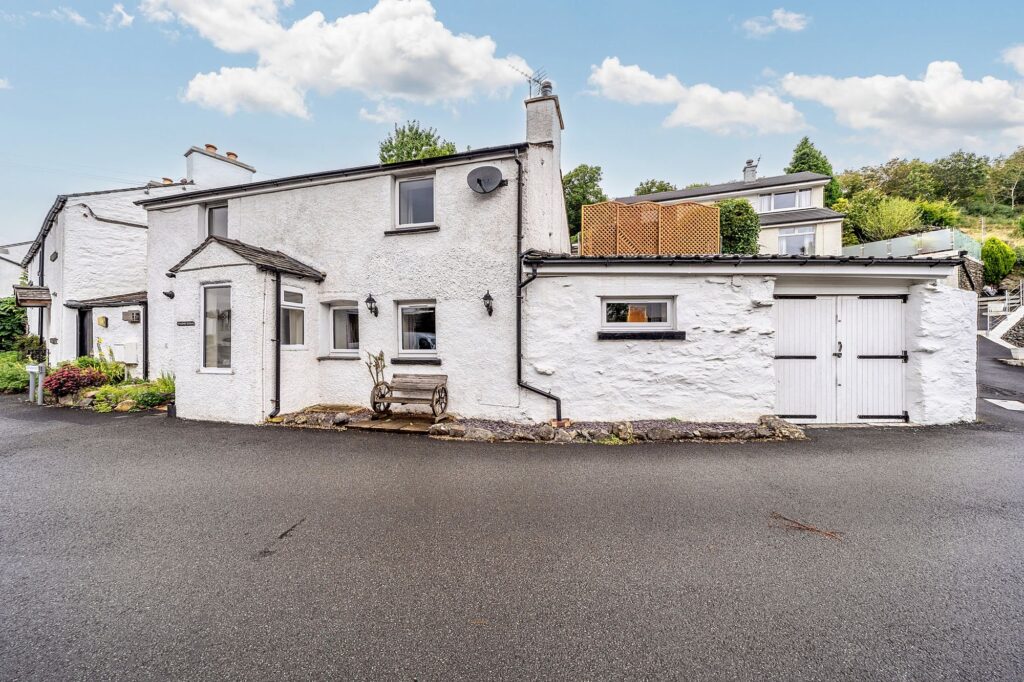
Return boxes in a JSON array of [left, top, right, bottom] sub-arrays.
[[620, 161, 845, 256], [138, 89, 975, 427], [0, 241, 31, 292], [17, 147, 255, 376]]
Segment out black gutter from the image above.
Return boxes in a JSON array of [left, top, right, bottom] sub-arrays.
[[268, 272, 282, 419], [524, 253, 965, 267], [514, 152, 562, 422], [138, 143, 530, 208], [141, 301, 149, 381]]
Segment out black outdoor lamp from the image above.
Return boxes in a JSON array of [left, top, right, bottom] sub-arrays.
[[365, 294, 379, 317], [482, 290, 494, 316]]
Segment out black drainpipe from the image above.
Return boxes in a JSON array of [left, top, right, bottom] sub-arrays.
[[514, 151, 562, 421], [141, 301, 149, 380], [268, 271, 282, 418], [37, 235, 45, 338]]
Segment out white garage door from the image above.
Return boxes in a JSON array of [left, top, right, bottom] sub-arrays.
[[774, 295, 907, 424]]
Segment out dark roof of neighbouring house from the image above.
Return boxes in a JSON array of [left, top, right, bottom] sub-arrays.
[[523, 250, 964, 267], [617, 171, 831, 204], [168, 236, 326, 282], [757, 207, 845, 227], [137, 142, 531, 208], [65, 291, 148, 309]]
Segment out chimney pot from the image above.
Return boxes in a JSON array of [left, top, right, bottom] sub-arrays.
[[540, 80, 553, 96], [225, 151, 238, 160], [161, 177, 174, 185], [205, 143, 218, 153]]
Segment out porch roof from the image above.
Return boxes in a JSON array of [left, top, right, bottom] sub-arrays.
[[168, 236, 326, 282], [12, 285, 52, 307], [65, 291, 147, 309]]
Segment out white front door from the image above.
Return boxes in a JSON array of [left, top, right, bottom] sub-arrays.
[[774, 295, 907, 424]]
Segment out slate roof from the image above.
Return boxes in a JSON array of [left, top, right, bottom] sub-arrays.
[[168, 236, 326, 282], [757, 207, 845, 227], [12, 285, 52, 306], [65, 291, 148, 309], [617, 171, 831, 204]]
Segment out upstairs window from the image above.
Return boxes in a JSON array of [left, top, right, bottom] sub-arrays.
[[602, 299, 673, 330], [758, 189, 811, 213], [207, 205, 228, 238], [397, 177, 434, 227], [778, 226, 816, 255], [281, 287, 305, 347]]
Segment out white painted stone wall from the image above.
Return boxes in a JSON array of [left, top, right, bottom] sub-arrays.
[[905, 282, 977, 424], [90, 305, 145, 378], [521, 274, 778, 422]]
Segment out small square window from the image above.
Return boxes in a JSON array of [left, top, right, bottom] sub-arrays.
[[397, 178, 434, 227], [398, 303, 436, 354], [331, 307, 359, 353], [207, 205, 228, 238], [602, 299, 673, 329]]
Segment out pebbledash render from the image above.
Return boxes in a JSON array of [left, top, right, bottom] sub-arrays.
[[138, 89, 976, 427]]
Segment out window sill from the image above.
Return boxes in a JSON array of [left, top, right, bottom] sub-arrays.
[[198, 368, 233, 374], [385, 224, 440, 236], [281, 346, 308, 351], [317, 354, 360, 361], [597, 330, 687, 341], [391, 356, 442, 366]]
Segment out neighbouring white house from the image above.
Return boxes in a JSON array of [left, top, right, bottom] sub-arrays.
[[619, 160, 845, 256], [15, 146, 255, 376], [136, 86, 975, 427], [0, 241, 31, 293]]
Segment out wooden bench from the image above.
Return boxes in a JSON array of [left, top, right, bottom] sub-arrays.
[[371, 373, 449, 420]]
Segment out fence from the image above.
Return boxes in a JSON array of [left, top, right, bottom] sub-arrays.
[[580, 201, 720, 256], [842, 228, 981, 260]]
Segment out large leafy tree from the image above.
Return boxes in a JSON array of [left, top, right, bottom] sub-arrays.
[[563, 164, 608, 238], [378, 121, 457, 164], [634, 179, 677, 196], [785, 137, 841, 206], [989, 147, 1024, 209], [717, 199, 760, 254], [931, 150, 990, 204]]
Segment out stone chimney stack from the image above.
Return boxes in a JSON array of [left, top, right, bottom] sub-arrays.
[[185, 144, 256, 188], [743, 159, 758, 182], [523, 82, 570, 254]]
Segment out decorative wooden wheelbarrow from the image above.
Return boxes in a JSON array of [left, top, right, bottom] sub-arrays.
[[371, 373, 449, 421]]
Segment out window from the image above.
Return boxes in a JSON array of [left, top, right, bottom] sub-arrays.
[[602, 298, 673, 329], [207, 205, 228, 238], [778, 226, 816, 255], [203, 286, 231, 369], [331, 306, 359, 354], [758, 189, 812, 212], [398, 303, 436, 354], [281, 287, 305, 347], [397, 177, 434, 227]]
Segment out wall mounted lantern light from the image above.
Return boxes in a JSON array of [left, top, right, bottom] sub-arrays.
[[365, 294, 379, 317], [162, 290, 175, 299], [482, 290, 494, 317]]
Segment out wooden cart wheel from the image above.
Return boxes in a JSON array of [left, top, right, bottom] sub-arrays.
[[431, 385, 448, 418], [371, 382, 392, 415]]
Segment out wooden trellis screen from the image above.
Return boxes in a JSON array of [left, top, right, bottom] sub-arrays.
[[580, 201, 720, 256]]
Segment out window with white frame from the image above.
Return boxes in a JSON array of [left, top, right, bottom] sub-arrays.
[[601, 298, 673, 329], [330, 305, 359, 354], [396, 177, 434, 227], [203, 285, 231, 369], [207, 205, 228, 238], [778, 226, 816, 255], [280, 287, 305, 347], [398, 302, 436, 354], [758, 189, 812, 213]]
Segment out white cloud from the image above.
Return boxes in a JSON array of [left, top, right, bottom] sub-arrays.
[[140, 0, 530, 119], [781, 60, 1024, 148], [0, 78, 10, 90], [33, 7, 91, 27], [359, 102, 403, 123], [103, 3, 134, 29], [588, 57, 805, 135], [742, 8, 809, 37], [1003, 44, 1024, 76]]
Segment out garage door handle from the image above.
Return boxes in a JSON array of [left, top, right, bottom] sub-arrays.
[[833, 341, 842, 358]]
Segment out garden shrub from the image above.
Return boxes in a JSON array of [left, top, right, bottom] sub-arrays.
[[861, 197, 923, 241], [0, 297, 26, 352], [0, 351, 29, 393], [13, 334, 46, 359], [91, 382, 174, 412], [717, 198, 760, 254], [916, 199, 961, 227], [92, 385, 129, 413], [43, 365, 106, 397], [982, 237, 1017, 285]]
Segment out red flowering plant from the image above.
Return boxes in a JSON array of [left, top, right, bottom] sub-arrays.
[[42, 365, 107, 397]]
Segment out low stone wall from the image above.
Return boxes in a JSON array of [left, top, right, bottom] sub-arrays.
[[1003, 316, 1024, 348], [958, 257, 984, 293]]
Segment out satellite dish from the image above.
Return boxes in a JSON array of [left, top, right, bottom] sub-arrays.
[[467, 166, 505, 194]]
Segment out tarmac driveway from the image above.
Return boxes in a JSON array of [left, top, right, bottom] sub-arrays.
[[1, 391, 1022, 680]]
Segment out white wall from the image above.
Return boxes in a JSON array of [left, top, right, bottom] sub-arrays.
[[758, 220, 843, 256], [905, 282, 977, 424], [521, 273, 777, 422], [186, 149, 255, 187], [90, 305, 145, 378]]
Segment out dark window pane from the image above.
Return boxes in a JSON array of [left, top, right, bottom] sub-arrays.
[[401, 306, 436, 350], [203, 286, 231, 368], [332, 309, 359, 350], [281, 308, 304, 345], [283, 290, 303, 304], [399, 179, 434, 225], [773, 192, 796, 210], [207, 206, 228, 238]]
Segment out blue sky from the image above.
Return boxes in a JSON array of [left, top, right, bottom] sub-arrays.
[[2, 0, 1023, 244]]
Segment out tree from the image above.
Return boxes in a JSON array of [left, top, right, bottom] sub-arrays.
[[916, 199, 961, 227], [989, 147, 1024, 209], [378, 121, 456, 164], [717, 199, 760, 254], [0, 297, 26, 352], [931, 150, 989, 204], [860, 197, 922, 241], [563, 164, 608, 238], [785, 137, 841, 206], [634, 179, 677, 196], [842, 188, 885, 242], [981, 237, 1016, 285], [837, 170, 871, 198]]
